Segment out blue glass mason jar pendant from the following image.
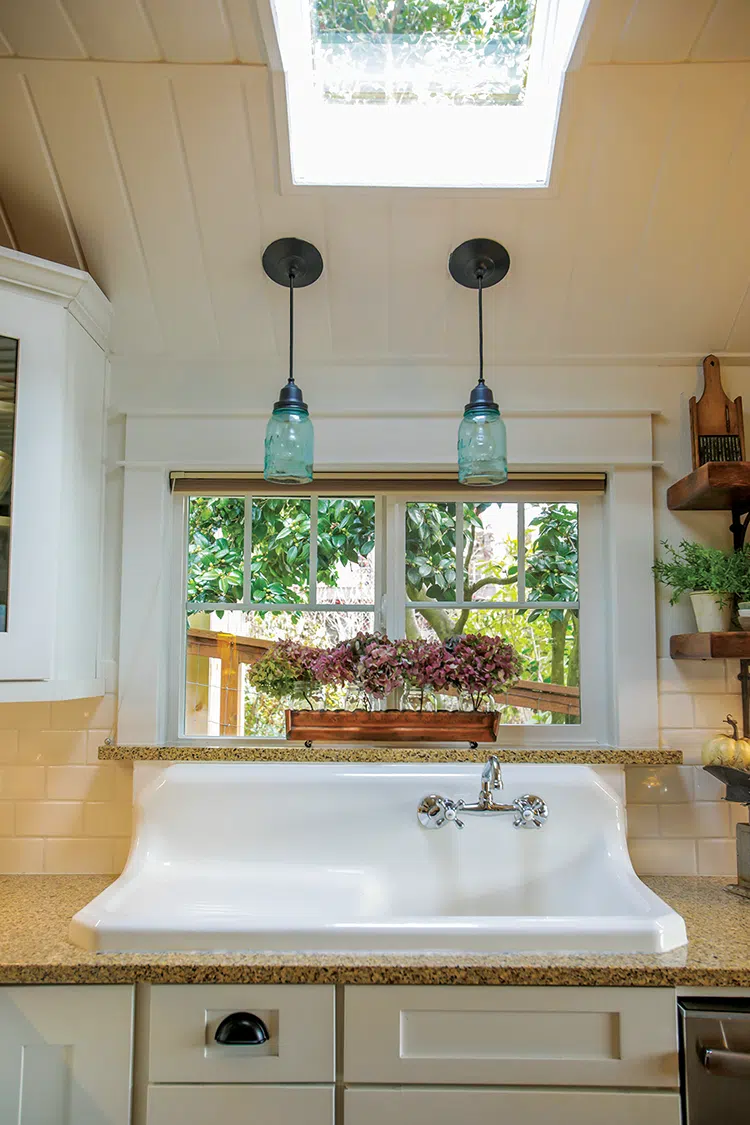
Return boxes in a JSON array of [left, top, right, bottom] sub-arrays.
[[264, 378, 314, 484], [261, 237, 323, 485], [449, 238, 510, 487], [457, 378, 507, 486]]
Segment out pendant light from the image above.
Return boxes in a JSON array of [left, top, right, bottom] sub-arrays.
[[261, 237, 323, 483], [449, 238, 511, 486]]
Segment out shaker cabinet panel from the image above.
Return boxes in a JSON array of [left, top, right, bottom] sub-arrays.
[[147, 1083, 335, 1125], [345, 985, 679, 1087], [345, 1086, 682, 1125], [0, 985, 134, 1125]]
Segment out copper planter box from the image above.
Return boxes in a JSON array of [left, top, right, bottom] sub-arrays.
[[285, 709, 499, 744]]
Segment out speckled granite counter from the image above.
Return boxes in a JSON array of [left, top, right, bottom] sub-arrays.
[[0, 875, 747, 987], [100, 746, 683, 764]]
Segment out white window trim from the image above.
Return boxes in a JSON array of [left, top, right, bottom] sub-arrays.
[[116, 409, 658, 750]]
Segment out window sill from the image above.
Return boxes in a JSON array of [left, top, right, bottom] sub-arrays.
[[98, 745, 682, 765]]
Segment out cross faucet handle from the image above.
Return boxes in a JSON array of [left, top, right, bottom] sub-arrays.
[[513, 794, 548, 829], [417, 795, 465, 830]]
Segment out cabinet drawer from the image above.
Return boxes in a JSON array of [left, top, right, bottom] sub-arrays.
[[345, 1087, 681, 1125], [147, 984, 335, 1084], [344, 985, 678, 1088], [147, 1084, 334, 1125]]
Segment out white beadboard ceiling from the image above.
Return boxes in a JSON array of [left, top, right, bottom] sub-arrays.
[[0, 0, 748, 369]]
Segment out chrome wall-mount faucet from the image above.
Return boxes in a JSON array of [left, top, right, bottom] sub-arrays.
[[417, 755, 548, 831]]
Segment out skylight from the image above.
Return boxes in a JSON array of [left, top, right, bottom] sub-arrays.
[[270, 0, 589, 188]]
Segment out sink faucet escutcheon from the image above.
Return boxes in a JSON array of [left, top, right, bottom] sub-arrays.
[[417, 755, 548, 831]]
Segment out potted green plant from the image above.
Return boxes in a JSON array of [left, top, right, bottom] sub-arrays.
[[653, 540, 750, 632]]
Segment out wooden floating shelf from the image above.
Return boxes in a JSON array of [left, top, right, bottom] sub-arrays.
[[670, 632, 750, 660], [667, 462, 750, 512]]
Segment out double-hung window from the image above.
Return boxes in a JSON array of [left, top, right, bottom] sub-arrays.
[[177, 479, 606, 743]]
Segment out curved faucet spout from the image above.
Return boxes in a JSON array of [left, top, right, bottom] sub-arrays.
[[480, 755, 503, 803]]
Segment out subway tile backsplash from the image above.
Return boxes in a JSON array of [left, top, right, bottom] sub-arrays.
[[0, 696, 131, 875], [0, 666, 742, 877], [626, 658, 747, 879]]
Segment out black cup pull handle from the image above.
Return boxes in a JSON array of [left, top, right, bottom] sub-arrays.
[[214, 1011, 270, 1045]]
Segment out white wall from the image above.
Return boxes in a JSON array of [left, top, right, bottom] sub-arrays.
[[0, 359, 745, 875]]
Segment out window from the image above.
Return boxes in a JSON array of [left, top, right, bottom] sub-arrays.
[[270, 0, 590, 187], [181, 489, 596, 741]]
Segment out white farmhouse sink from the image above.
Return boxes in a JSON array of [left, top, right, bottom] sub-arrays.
[[70, 763, 687, 955]]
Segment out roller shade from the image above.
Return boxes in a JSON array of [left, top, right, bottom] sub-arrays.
[[170, 471, 607, 496]]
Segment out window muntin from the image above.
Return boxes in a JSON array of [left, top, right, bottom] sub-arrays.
[[182, 492, 584, 740]]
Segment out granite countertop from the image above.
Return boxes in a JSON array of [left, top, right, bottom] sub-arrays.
[[0, 875, 748, 986], [100, 746, 683, 764]]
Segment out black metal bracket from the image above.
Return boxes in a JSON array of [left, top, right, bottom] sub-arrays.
[[704, 763, 750, 805], [304, 739, 313, 749], [739, 659, 750, 739], [469, 741, 478, 750], [730, 502, 750, 552]]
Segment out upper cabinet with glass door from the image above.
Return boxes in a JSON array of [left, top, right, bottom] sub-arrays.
[[0, 247, 111, 700]]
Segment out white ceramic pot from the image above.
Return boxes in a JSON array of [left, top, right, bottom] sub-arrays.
[[690, 591, 732, 633]]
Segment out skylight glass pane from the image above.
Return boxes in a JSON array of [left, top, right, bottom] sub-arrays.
[[272, 0, 590, 187], [311, 0, 538, 107]]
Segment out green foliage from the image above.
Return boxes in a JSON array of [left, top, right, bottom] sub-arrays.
[[314, 0, 534, 46], [188, 497, 376, 607], [245, 649, 305, 703], [187, 497, 244, 606], [524, 505, 578, 722], [316, 497, 376, 586], [250, 498, 311, 604], [405, 502, 458, 600], [312, 0, 536, 106], [653, 540, 750, 606], [525, 504, 578, 623]]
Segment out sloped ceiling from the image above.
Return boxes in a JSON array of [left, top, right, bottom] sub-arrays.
[[0, 0, 748, 368]]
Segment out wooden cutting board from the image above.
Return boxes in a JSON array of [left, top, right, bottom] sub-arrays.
[[690, 354, 746, 467]]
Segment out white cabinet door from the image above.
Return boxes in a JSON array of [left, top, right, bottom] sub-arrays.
[[345, 1086, 682, 1125], [0, 248, 110, 698], [147, 1084, 334, 1125], [0, 985, 134, 1125]]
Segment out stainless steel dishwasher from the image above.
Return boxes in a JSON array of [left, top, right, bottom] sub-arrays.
[[679, 999, 750, 1123]]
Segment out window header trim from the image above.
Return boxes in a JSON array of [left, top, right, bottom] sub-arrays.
[[170, 471, 607, 496]]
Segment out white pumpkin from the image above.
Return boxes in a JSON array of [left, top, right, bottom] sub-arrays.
[[702, 716, 750, 769]]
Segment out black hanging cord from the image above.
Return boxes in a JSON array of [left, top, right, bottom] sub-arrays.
[[288, 267, 296, 385], [477, 268, 485, 385]]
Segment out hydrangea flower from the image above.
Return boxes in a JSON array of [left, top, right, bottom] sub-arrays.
[[251, 631, 521, 713], [441, 633, 521, 710], [246, 639, 320, 706]]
